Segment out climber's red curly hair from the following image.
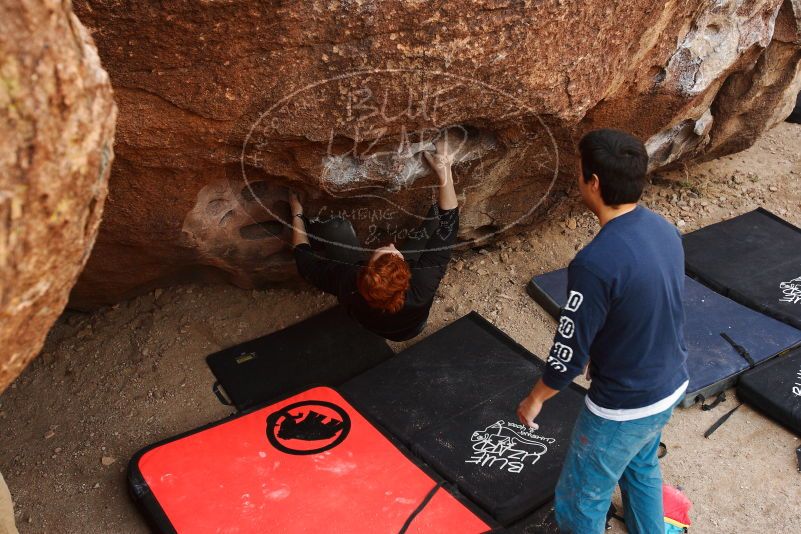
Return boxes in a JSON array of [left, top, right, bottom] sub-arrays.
[[357, 253, 411, 314]]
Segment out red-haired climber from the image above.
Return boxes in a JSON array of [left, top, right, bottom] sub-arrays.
[[289, 130, 461, 342]]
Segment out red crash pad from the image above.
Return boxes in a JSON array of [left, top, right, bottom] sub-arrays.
[[129, 387, 492, 533]]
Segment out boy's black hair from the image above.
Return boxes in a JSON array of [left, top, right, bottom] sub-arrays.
[[578, 129, 649, 205]]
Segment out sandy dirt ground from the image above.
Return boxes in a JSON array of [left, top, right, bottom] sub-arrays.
[[2, 123, 801, 533]]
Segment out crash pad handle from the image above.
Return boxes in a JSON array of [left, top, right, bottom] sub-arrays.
[[212, 381, 233, 406], [700, 391, 726, 411]]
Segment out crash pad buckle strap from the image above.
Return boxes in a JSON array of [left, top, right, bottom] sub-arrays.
[[658, 441, 668, 459], [704, 403, 742, 438], [212, 381, 233, 406], [398, 481, 443, 534], [700, 391, 726, 411], [720, 332, 756, 368]]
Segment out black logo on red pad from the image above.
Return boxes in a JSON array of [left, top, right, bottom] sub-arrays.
[[266, 400, 351, 455]]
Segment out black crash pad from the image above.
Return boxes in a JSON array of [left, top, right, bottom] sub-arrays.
[[527, 269, 801, 407], [683, 208, 801, 331], [207, 306, 394, 411], [738, 347, 801, 436], [341, 312, 586, 525]]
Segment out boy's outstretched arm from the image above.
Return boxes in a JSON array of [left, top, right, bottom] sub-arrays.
[[518, 263, 609, 429]]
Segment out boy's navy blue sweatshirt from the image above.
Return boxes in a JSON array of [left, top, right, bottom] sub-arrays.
[[542, 206, 689, 409]]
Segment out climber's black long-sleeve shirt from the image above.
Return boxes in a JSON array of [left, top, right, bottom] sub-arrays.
[[294, 208, 459, 341]]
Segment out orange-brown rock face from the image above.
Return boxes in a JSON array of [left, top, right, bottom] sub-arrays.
[[0, 1, 117, 389], [70, 0, 801, 308]]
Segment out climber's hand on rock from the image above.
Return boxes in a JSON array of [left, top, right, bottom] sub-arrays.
[[433, 130, 458, 163], [289, 191, 303, 217], [423, 151, 451, 187], [426, 128, 460, 209], [289, 191, 310, 247]]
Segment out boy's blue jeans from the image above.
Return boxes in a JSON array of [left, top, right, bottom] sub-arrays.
[[554, 402, 677, 534]]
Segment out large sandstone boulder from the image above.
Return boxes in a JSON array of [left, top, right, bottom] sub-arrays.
[[0, 0, 116, 390], [70, 0, 801, 308]]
